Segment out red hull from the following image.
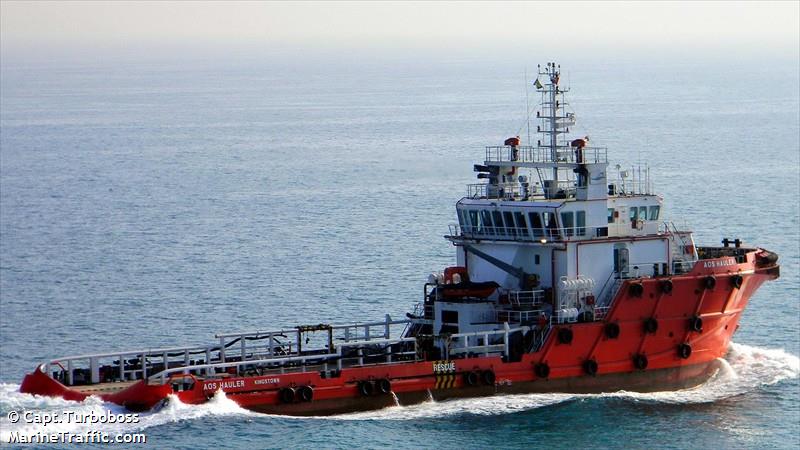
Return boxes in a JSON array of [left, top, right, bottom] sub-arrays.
[[19, 253, 779, 416]]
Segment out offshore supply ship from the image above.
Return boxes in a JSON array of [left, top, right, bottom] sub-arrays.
[[20, 63, 780, 415]]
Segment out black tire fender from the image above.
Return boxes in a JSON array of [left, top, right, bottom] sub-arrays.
[[358, 380, 375, 396], [689, 316, 703, 333], [278, 387, 296, 404], [604, 322, 620, 339], [643, 317, 658, 334], [377, 379, 392, 395], [298, 385, 314, 402], [583, 359, 598, 376], [481, 370, 496, 386], [633, 354, 648, 370], [463, 371, 479, 386], [558, 327, 574, 345]]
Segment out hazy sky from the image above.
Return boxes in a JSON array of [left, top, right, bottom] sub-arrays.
[[1, 1, 798, 63]]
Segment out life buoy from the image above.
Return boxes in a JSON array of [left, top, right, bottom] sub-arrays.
[[298, 385, 314, 402], [535, 362, 550, 378], [481, 370, 496, 386], [629, 283, 644, 297], [660, 279, 673, 294], [678, 343, 692, 359], [558, 327, 574, 344], [703, 276, 716, 290], [633, 354, 648, 370], [358, 380, 375, 397], [689, 316, 703, 333], [377, 379, 392, 395], [278, 387, 295, 404], [463, 371, 479, 386], [583, 359, 598, 376], [604, 322, 620, 339], [643, 317, 658, 334], [731, 274, 743, 289]]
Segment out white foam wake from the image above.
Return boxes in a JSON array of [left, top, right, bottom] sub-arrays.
[[0, 342, 796, 433], [332, 342, 799, 420], [0, 388, 254, 443]]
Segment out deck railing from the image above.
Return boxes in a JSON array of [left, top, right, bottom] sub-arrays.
[[447, 223, 611, 243], [148, 337, 420, 385], [44, 315, 411, 387], [484, 145, 608, 165]]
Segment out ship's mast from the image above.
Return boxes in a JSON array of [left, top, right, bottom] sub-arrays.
[[536, 62, 570, 184]]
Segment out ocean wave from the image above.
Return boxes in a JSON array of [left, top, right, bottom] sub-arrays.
[[0, 388, 253, 442], [0, 342, 796, 433], [333, 342, 799, 420]]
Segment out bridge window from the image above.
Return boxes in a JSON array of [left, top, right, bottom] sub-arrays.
[[514, 212, 529, 237], [480, 210, 494, 235], [607, 208, 615, 224], [629, 208, 638, 222], [649, 205, 660, 221], [440, 310, 459, 333], [561, 211, 574, 237], [503, 211, 516, 237], [639, 206, 648, 220], [441, 310, 459, 324], [542, 212, 558, 238], [529, 212, 544, 237], [468, 210, 480, 234], [492, 211, 506, 235], [576, 211, 586, 236]]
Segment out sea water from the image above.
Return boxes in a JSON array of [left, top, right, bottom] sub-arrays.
[[1, 56, 798, 449]]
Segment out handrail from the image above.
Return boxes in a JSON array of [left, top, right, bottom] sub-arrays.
[[148, 337, 419, 384], [444, 325, 530, 359], [216, 318, 411, 339], [484, 145, 608, 165], [508, 289, 544, 306], [49, 344, 215, 364], [47, 317, 412, 364], [448, 223, 610, 242], [44, 315, 415, 386], [596, 270, 616, 306]]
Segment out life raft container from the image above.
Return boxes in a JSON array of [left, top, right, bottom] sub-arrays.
[[443, 266, 468, 284], [438, 281, 500, 300]]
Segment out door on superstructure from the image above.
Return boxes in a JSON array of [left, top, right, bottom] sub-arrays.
[[613, 243, 630, 278]]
